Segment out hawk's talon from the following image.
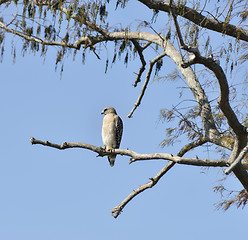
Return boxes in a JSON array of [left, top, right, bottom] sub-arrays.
[[108, 147, 115, 153], [100, 146, 106, 151]]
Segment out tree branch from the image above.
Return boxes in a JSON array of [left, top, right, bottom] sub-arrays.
[[138, 0, 248, 42], [111, 137, 213, 218], [224, 144, 248, 175], [30, 137, 228, 167], [111, 161, 175, 218], [0, 12, 221, 139]]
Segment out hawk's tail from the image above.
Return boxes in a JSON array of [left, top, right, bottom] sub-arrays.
[[108, 155, 116, 167]]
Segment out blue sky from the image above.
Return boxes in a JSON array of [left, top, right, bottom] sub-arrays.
[[0, 1, 247, 239]]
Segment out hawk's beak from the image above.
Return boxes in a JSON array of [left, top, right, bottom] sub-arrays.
[[101, 110, 104, 114]]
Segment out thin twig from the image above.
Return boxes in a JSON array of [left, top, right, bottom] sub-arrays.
[[6, 3, 18, 27], [127, 51, 167, 118], [131, 40, 146, 87], [169, 0, 200, 56], [0, 21, 76, 48]]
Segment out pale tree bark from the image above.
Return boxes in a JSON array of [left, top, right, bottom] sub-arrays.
[[1, 0, 248, 217]]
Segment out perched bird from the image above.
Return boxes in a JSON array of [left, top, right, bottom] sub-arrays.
[[101, 107, 123, 167]]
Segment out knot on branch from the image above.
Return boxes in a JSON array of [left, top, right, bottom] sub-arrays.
[[61, 142, 69, 148]]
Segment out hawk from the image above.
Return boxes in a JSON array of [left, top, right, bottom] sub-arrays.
[[101, 107, 123, 167]]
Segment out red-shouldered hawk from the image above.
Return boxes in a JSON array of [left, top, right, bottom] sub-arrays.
[[101, 107, 123, 167]]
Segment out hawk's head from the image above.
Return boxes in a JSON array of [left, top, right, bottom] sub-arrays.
[[101, 107, 117, 115]]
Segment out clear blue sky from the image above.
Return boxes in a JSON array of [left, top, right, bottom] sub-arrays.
[[0, 1, 247, 240]]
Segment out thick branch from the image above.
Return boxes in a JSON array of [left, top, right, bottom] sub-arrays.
[[138, 0, 248, 42], [169, 3, 245, 145], [183, 55, 246, 139], [225, 144, 248, 175], [179, 41, 248, 191], [169, 1, 245, 139]]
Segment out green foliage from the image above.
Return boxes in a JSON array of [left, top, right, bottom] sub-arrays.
[[153, 69, 181, 82], [115, 0, 128, 9]]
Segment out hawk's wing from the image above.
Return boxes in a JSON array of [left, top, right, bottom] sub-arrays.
[[115, 115, 123, 149]]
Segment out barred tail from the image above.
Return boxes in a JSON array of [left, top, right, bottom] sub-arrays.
[[108, 155, 116, 167]]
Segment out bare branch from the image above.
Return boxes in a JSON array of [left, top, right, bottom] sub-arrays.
[[111, 137, 216, 218], [111, 161, 175, 218], [31, 135, 231, 218], [30, 137, 228, 167], [127, 51, 167, 118], [131, 40, 147, 87], [131, 155, 228, 167], [30, 137, 102, 153], [177, 137, 208, 156], [31, 135, 248, 217]]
